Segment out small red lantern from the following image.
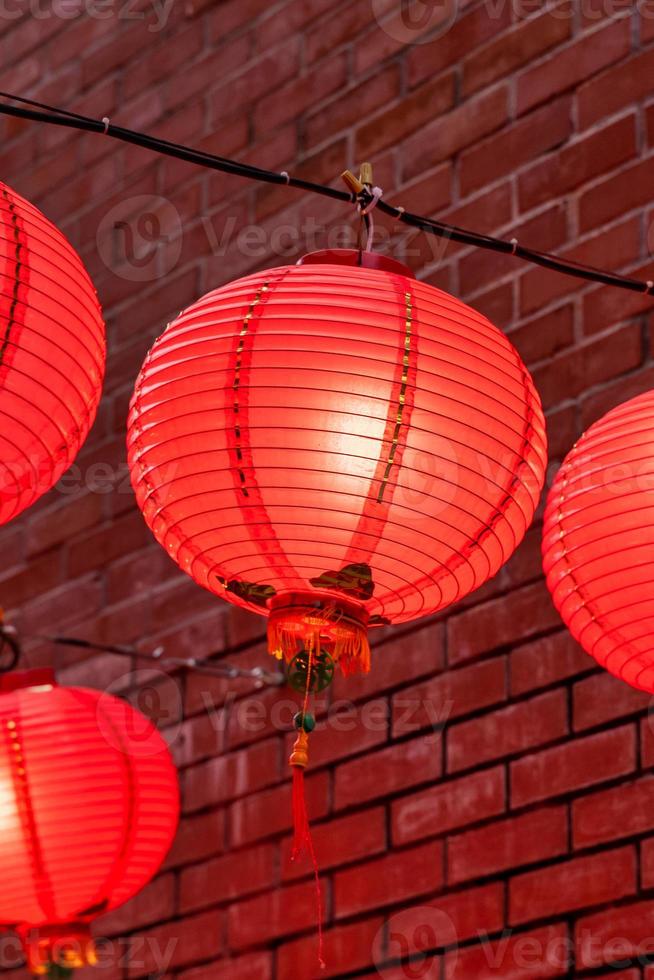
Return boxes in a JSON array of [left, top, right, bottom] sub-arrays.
[[0, 669, 179, 975], [128, 250, 547, 671], [0, 181, 105, 525], [543, 389, 654, 692]]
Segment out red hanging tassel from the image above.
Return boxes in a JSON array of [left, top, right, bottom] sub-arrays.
[[290, 731, 325, 971]]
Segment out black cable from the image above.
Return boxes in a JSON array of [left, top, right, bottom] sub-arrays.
[[1, 92, 653, 296], [0, 624, 285, 687]]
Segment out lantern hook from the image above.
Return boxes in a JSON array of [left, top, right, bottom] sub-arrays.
[[341, 162, 383, 253]]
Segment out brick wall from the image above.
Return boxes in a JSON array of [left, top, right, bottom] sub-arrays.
[[1, 0, 654, 977]]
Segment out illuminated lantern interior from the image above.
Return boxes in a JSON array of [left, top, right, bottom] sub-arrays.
[[0, 182, 105, 525], [128, 249, 547, 672]]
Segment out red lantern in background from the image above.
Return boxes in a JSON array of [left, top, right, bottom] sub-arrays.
[[128, 250, 547, 672], [543, 389, 654, 692], [0, 181, 105, 525], [0, 669, 179, 975]]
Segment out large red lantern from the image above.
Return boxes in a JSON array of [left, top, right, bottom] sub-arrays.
[[0, 181, 105, 524], [0, 669, 179, 975], [128, 250, 547, 672], [543, 389, 654, 692]]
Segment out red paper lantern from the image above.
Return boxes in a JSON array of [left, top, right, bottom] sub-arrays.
[[128, 250, 547, 672], [543, 389, 654, 692], [0, 669, 179, 975], [0, 181, 105, 525]]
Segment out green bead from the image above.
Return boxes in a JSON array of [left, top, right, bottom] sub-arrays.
[[293, 711, 316, 733]]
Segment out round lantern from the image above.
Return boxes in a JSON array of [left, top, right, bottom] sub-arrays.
[[543, 388, 654, 692], [0, 669, 179, 975], [0, 181, 105, 525], [128, 249, 547, 673]]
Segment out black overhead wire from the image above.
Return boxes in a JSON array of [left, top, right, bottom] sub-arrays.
[[1, 91, 653, 297], [0, 622, 285, 687]]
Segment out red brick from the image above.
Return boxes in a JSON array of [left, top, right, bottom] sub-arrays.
[[332, 621, 445, 702], [407, 2, 513, 88], [460, 97, 572, 197], [445, 922, 570, 979], [511, 725, 636, 807], [424, 882, 505, 944], [256, 53, 349, 137], [531, 322, 643, 410], [579, 155, 654, 232], [573, 671, 650, 730], [517, 17, 631, 116], [578, 47, 654, 128], [509, 630, 590, 695], [573, 776, 654, 848], [229, 772, 329, 847], [402, 84, 509, 183], [519, 114, 637, 213], [519, 215, 641, 317], [355, 69, 456, 159], [447, 582, 561, 664], [510, 846, 636, 924], [126, 910, 222, 977], [305, 63, 400, 146], [335, 734, 442, 810], [576, 899, 654, 969], [460, 203, 569, 299], [581, 261, 654, 336], [295, 698, 388, 768], [392, 767, 506, 845], [282, 807, 386, 881], [335, 840, 443, 918], [228, 878, 324, 949], [392, 657, 507, 738], [277, 916, 383, 980], [179, 843, 275, 912], [164, 809, 225, 870], [184, 738, 280, 812], [447, 689, 568, 773], [448, 806, 568, 884], [641, 836, 654, 888], [462, 8, 571, 96], [178, 952, 271, 980]]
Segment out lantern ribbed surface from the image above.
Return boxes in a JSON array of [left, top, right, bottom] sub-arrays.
[[0, 670, 179, 969], [0, 181, 105, 525], [128, 250, 546, 660], [543, 389, 654, 692]]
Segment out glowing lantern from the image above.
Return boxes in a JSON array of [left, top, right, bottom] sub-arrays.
[[0, 181, 105, 524], [0, 669, 179, 975], [127, 249, 547, 672], [543, 389, 654, 692]]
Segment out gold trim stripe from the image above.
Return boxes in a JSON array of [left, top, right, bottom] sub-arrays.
[[233, 283, 269, 497], [377, 291, 413, 504]]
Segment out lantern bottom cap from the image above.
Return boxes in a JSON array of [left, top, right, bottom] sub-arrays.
[[267, 591, 371, 676], [17, 922, 97, 975]]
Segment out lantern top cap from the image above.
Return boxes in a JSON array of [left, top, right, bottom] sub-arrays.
[[297, 248, 415, 278], [0, 668, 56, 693]]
